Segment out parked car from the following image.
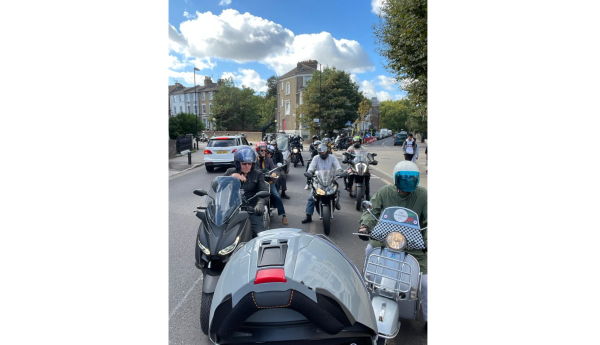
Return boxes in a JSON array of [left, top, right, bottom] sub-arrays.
[[374, 131, 381, 140], [394, 131, 408, 146], [203, 135, 252, 172]]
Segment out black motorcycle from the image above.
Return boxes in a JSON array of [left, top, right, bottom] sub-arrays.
[[290, 141, 303, 167], [193, 176, 270, 335], [343, 149, 378, 211], [261, 164, 284, 229], [304, 169, 347, 235]]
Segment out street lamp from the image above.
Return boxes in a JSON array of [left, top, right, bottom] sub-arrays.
[[193, 67, 200, 148]]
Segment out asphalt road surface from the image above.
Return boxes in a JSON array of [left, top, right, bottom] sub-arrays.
[[169, 142, 427, 345]]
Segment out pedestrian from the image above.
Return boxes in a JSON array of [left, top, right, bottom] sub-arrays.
[[411, 140, 419, 163], [402, 133, 417, 161]]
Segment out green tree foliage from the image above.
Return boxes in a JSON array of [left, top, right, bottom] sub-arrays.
[[169, 113, 205, 139], [374, 0, 427, 118], [297, 67, 367, 135], [212, 78, 262, 130], [266, 76, 278, 100], [379, 100, 411, 132], [358, 99, 372, 121], [256, 93, 277, 129]]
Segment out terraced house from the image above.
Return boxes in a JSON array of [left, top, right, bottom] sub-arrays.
[[277, 60, 319, 139], [169, 76, 223, 130]]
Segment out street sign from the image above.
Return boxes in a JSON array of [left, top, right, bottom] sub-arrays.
[[346, 121, 352, 126], [313, 118, 320, 123]]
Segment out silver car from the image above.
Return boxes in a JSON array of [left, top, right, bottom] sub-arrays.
[[203, 135, 252, 172]]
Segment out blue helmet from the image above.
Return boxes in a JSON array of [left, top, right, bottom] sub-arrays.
[[393, 161, 420, 193], [234, 146, 257, 171]]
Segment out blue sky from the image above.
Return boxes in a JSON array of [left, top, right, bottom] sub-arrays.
[[169, 0, 406, 101]]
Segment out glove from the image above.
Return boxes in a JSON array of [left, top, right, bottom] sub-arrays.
[[254, 200, 265, 216], [358, 226, 370, 242], [336, 168, 344, 175]]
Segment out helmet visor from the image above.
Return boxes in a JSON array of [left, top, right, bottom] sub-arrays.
[[394, 171, 420, 192]]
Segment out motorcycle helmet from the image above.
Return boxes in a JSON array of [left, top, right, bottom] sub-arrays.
[[255, 141, 268, 153], [352, 136, 361, 149], [312, 135, 319, 141], [318, 143, 329, 160], [234, 146, 257, 171], [393, 161, 420, 193], [270, 140, 277, 147], [322, 138, 331, 145], [266, 145, 275, 156]]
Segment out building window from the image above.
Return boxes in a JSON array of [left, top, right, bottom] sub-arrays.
[[202, 92, 206, 101], [285, 100, 290, 115], [281, 99, 284, 107], [303, 76, 312, 87], [286, 82, 290, 95], [209, 103, 213, 114], [281, 82, 284, 90], [209, 92, 213, 100], [202, 104, 206, 114], [179, 106, 182, 113], [179, 95, 183, 101], [186, 94, 190, 101]]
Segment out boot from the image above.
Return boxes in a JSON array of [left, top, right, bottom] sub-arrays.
[[281, 192, 290, 199], [335, 199, 341, 210], [282, 215, 289, 225], [301, 214, 312, 224]]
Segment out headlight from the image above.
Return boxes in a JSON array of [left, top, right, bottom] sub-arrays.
[[385, 232, 407, 251], [355, 163, 367, 175], [293, 148, 298, 153], [198, 238, 210, 255], [326, 185, 338, 195], [316, 188, 326, 195], [218, 236, 240, 256]]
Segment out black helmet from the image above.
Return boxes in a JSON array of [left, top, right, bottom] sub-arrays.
[[312, 135, 319, 141], [318, 143, 329, 160]]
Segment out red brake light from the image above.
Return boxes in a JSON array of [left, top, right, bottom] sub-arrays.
[[254, 268, 287, 284], [217, 137, 228, 140], [204, 150, 212, 154], [232, 149, 237, 153]]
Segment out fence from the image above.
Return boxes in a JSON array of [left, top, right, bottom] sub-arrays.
[[175, 136, 193, 153]]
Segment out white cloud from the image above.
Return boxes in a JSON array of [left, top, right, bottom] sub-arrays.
[[376, 75, 396, 91], [371, 0, 386, 15], [350, 73, 360, 85], [360, 80, 377, 98], [169, 10, 374, 75], [192, 58, 216, 70], [222, 69, 267, 92], [168, 70, 196, 85], [263, 32, 374, 75], [169, 55, 187, 70], [376, 91, 393, 101], [394, 94, 407, 101], [219, 0, 232, 5]]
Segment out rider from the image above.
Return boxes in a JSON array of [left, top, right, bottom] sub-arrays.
[[301, 143, 343, 223], [255, 142, 289, 225], [344, 136, 371, 199], [266, 144, 289, 200], [223, 147, 269, 237], [357, 160, 427, 323], [288, 135, 304, 166], [309, 135, 320, 154], [270, 140, 284, 166]]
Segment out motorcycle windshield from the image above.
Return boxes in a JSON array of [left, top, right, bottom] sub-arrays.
[[207, 176, 242, 227], [276, 136, 289, 151], [353, 150, 369, 164], [315, 169, 335, 188]]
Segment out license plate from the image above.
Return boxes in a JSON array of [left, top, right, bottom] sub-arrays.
[[216, 150, 228, 154]]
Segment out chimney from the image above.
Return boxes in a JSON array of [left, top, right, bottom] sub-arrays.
[[217, 79, 223, 86], [204, 76, 214, 87]]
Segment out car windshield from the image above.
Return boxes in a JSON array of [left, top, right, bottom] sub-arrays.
[[208, 139, 236, 147], [276, 136, 289, 151], [314, 169, 335, 188], [207, 177, 242, 227]]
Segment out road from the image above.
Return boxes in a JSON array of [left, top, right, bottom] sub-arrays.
[[169, 140, 427, 344]]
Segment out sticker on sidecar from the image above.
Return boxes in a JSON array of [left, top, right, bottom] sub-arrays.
[[380, 207, 420, 229]]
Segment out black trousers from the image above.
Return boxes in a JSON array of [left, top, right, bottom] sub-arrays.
[[249, 214, 265, 237], [404, 153, 414, 161]]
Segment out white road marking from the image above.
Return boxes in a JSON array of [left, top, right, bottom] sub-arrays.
[[169, 274, 203, 320]]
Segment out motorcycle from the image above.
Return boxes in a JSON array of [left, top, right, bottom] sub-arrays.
[[207, 228, 381, 344], [261, 164, 284, 230], [290, 142, 303, 167], [193, 176, 270, 335], [199, 133, 208, 143], [353, 201, 427, 341], [343, 150, 378, 211], [303, 168, 347, 235]]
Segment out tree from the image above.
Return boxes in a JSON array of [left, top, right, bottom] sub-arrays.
[[169, 113, 205, 139], [374, 0, 427, 118], [358, 99, 371, 121], [297, 67, 367, 136], [379, 99, 411, 132], [256, 93, 277, 129], [211, 78, 262, 130], [266, 75, 278, 100]]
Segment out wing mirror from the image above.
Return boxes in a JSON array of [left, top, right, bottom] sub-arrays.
[[193, 189, 208, 197], [362, 201, 377, 219], [304, 172, 313, 178], [371, 153, 377, 157]]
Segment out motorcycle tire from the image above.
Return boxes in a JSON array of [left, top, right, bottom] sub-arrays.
[[355, 185, 363, 211], [262, 205, 271, 230], [322, 205, 331, 236], [294, 161, 297, 168], [200, 291, 213, 335]]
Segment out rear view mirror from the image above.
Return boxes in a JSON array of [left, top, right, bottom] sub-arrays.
[[362, 201, 373, 210], [304, 172, 313, 178], [371, 153, 377, 157], [193, 189, 208, 197]]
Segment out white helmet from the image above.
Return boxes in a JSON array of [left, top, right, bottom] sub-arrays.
[[393, 161, 420, 192]]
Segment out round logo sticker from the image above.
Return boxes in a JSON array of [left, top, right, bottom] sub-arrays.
[[383, 214, 388, 219], [413, 220, 418, 225], [393, 209, 408, 223]]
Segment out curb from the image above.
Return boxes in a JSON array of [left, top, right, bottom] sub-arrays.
[[169, 163, 204, 178]]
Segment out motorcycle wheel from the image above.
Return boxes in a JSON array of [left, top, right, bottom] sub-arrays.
[[322, 205, 331, 236], [294, 161, 297, 168], [355, 185, 363, 211], [263, 205, 271, 230], [200, 291, 213, 335]]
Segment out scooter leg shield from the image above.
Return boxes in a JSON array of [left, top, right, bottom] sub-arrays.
[[202, 273, 220, 294], [371, 296, 401, 338]]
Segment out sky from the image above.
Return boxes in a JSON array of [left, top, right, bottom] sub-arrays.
[[168, 0, 406, 102]]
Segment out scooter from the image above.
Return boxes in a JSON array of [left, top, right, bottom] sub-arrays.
[[303, 169, 347, 235], [193, 176, 270, 335], [343, 150, 378, 211], [261, 164, 284, 230], [354, 201, 427, 341], [206, 228, 381, 344]]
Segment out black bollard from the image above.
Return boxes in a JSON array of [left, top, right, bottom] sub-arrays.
[[188, 151, 192, 165]]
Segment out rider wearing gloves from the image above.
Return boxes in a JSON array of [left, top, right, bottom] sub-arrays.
[[255, 142, 289, 225], [301, 143, 343, 223], [224, 147, 269, 237], [304, 139, 322, 190], [267, 145, 289, 200], [357, 160, 428, 323], [344, 136, 371, 198]]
